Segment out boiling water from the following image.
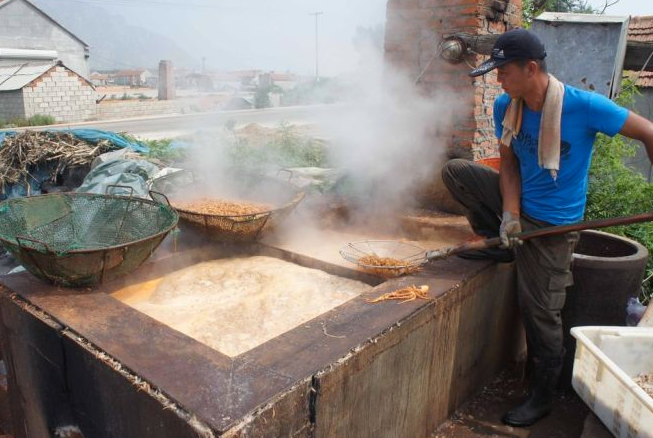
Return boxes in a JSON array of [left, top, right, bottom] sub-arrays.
[[111, 256, 370, 356]]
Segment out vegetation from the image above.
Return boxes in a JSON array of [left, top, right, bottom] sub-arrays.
[[282, 78, 343, 106], [522, 0, 608, 25], [141, 138, 186, 163], [254, 87, 271, 109], [120, 133, 185, 163], [27, 114, 57, 126], [225, 121, 329, 176], [0, 114, 56, 129], [585, 79, 653, 303]]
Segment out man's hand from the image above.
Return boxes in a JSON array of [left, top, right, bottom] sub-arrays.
[[500, 211, 522, 248]]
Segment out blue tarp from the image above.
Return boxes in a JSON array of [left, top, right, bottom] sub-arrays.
[[0, 128, 149, 153], [0, 130, 15, 145]]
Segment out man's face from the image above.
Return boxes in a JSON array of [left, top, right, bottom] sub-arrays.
[[496, 61, 533, 99]]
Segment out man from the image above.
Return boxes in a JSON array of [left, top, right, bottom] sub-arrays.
[[442, 28, 653, 427]]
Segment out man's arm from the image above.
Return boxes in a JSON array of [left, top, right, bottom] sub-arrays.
[[618, 112, 653, 163], [499, 142, 521, 216]]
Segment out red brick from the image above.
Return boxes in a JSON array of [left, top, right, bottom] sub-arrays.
[[448, 16, 483, 28], [425, 0, 478, 7], [399, 0, 422, 7], [431, 4, 479, 17], [399, 8, 433, 20]]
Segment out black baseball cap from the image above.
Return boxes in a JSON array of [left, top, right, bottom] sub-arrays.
[[468, 28, 547, 77]]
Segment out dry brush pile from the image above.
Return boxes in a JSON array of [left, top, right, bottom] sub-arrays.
[[0, 131, 116, 195]]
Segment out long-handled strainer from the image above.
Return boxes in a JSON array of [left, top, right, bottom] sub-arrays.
[[340, 211, 653, 277], [340, 240, 427, 278]]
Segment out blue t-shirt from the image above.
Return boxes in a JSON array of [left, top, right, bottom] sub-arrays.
[[494, 85, 629, 225]]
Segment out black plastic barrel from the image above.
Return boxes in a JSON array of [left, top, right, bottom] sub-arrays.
[[561, 229, 648, 386]]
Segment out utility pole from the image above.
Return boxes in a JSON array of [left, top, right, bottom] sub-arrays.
[[309, 11, 323, 82]]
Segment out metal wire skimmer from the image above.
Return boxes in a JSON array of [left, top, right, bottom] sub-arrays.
[[339, 240, 427, 278], [0, 189, 178, 287]]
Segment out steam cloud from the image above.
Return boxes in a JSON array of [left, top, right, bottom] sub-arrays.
[[320, 35, 459, 227], [172, 31, 459, 237]]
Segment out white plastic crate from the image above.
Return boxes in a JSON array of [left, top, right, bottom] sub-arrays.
[[571, 326, 653, 438]]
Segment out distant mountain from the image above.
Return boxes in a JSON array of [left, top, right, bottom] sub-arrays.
[[31, 0, 196, 71]]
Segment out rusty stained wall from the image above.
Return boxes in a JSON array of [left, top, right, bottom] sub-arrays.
[[384, 0, 523, 161]]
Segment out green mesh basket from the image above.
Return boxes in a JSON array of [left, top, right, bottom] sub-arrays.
[[0, 191, 178, 287]]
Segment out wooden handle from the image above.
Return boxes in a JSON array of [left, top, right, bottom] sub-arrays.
[[426, 211, 653, 261]]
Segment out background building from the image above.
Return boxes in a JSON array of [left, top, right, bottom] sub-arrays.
[[0, 61, 96, 123], [0, 0, 90, 79]]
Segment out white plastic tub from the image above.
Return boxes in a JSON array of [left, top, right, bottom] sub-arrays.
[[571, 326, 653, 438]]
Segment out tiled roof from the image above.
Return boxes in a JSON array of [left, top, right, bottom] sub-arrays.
[[632, 71, 653, 88], [271, 73, 296, 81], [114, 69, 147, 77], [627, 16, 653, 88], [628, 15, 653, 43], [0, 61, 54, 91]]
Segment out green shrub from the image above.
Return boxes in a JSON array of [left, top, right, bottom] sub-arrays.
[[585, 79, 653, 303], [225, 121, 328, 176], [27, 114, 56, 126], [142, 138, 185, 163], [0, 114, 55, 129], [254, 87, 271, 109], [7, 116, 28, 127], [120, 133, 184, 164]]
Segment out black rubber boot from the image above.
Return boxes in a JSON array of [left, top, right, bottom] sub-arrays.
[[501, 357, 562, 427]]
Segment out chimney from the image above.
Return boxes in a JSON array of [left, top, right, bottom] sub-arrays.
[[158, 60, 175, 100]]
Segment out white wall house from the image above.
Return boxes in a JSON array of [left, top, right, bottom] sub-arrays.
[[113, 69, 154, 87], [0, 0, 90, 79]]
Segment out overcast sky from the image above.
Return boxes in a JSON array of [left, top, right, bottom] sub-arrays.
[[50, 0, 388, 76], [586, 0, 653, 16], [42, 0, 652, 75]]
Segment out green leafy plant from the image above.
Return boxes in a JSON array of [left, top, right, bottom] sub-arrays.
[[0, 114, 56, 128], [27, 114, 56, 126], [141, 138, 186, 163], [225, 121, 329, 175], [120, 133, 185, 164], [585, 79, 653, 303], [523, 0, 595, 24], [254, 87, 271, 109]]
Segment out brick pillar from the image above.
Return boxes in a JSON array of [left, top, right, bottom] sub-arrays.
[[384, 0, 523, 160]]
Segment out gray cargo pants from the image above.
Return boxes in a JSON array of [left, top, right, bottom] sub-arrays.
[[442, 159, 579, 362]]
